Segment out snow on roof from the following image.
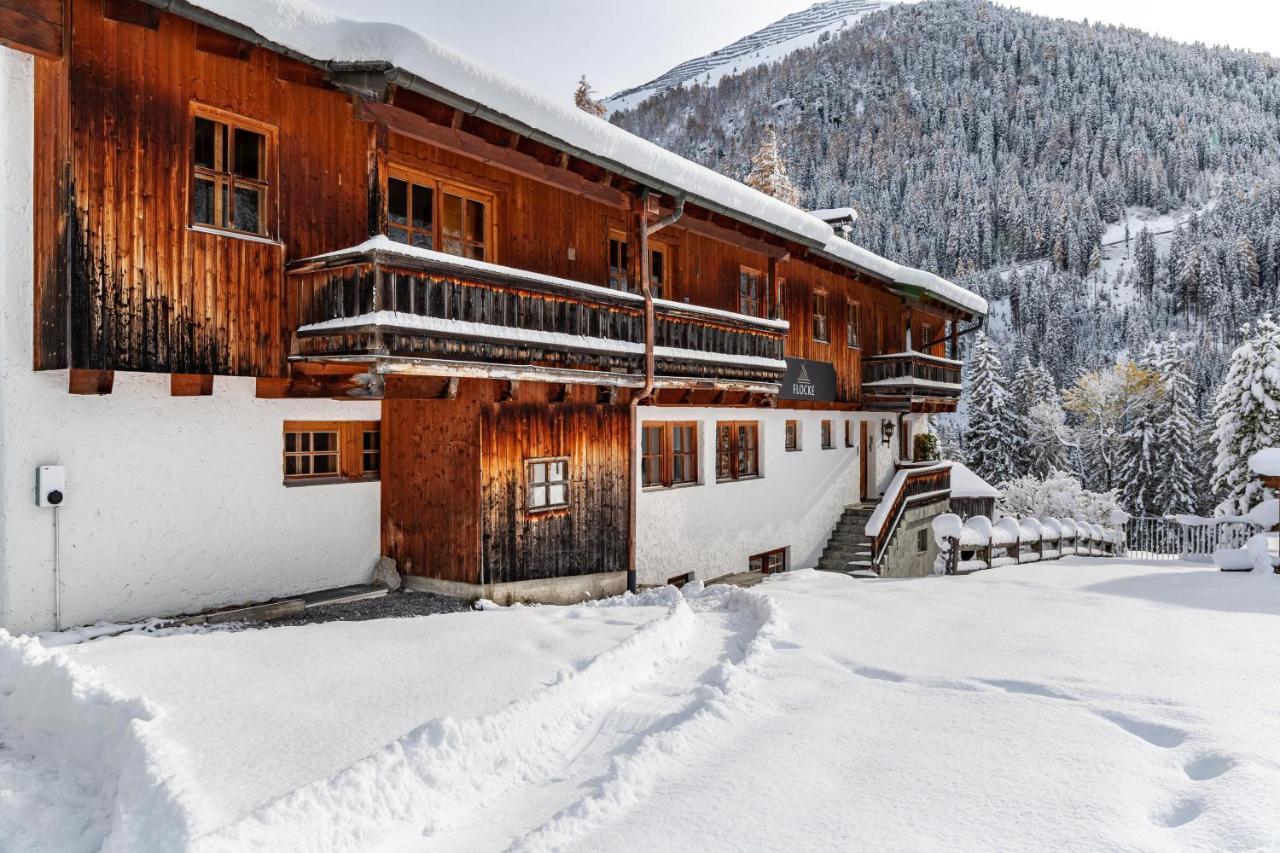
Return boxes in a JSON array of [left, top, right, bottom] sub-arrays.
[[947, 462, 1001, 499], [809, 207, 859, 223], [177, 0, 985, 318], [1249, 448, 1280, 477]]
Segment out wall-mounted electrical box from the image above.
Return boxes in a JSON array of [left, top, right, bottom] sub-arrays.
[[37, 465, 66, 508]]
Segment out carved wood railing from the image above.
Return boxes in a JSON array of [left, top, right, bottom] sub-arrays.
[[287, 240, 788, 388], [862, 351, 962, 410], [864, 463, 952, 571]]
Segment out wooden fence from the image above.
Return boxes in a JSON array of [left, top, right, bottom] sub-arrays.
[[941, 521, 1119, 576]]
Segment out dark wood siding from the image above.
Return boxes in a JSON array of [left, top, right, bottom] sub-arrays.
[[382, 380, 630, 586], [0, 0, 64, 59]]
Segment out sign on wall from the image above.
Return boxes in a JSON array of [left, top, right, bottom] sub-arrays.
[[779, 358, 837, 402]]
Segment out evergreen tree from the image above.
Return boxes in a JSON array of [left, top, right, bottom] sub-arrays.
[[962, 333, 1017, 484], [745, 127, 801, 206], [1022, 400, 1074, 479], [1211, 315, 1280, 514], [1152, 333, 1202, 515], [573, 75, 606, 118]]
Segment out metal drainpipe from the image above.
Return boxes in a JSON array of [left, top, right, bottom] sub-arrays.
[[627, 194, 685, 593]]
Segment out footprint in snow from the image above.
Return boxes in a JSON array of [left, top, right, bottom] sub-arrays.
[[1096, 711, 1188, 749], [1152, 797, 1205, 828], [1184, 753, 1235, 781]]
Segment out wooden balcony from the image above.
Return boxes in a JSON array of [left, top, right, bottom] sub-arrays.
[[861, 351, 963, 412], [287, 239, 788, 392]]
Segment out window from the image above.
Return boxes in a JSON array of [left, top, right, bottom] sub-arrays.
[[642, 421, 699, 488], [283, 421, 380, 484], [845, 420, 854, 448], [821, 420, 833, 449], [775, 277, 786, 319], [192, 108, 274, 236], [784, 419, 800, 452], [385, 168, 492, 260], [527, 457, 570, 511], [920, 322, 935, 354], [749, 548, 787, 575], [650, 243, 671, 300], [608, 230, 630, 291], [917, 528, 929, 553], [716, 421, 760, 482], [738, 267, 761, 316], [362, 428, 381, 475], [813, 291, 829, 343], [846, 299, 861, 348]]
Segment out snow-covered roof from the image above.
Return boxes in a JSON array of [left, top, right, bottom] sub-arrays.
[[1248, 448, 1280, 477], [163, 0, 987, 319], [809, 207, 859, 224], [947, 462, 1002, 499]]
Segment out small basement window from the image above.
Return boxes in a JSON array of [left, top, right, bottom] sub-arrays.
[[192, 107, 275, 237], [917, 528, 929, 553], [527, 457, 570, 512], [749, 548, 787, 575], [821, 420, 833, 449], [283, 421, 379, 484]]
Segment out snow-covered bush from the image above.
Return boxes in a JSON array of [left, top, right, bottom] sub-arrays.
[[998, 470, 1121, 524]]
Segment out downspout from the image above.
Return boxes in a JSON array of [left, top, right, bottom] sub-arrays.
[[627, 193, 685, 593]]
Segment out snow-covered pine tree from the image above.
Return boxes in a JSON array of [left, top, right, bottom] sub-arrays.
[[1008, 357, 1059, 477], [962, 333, 1017, 484], [1022, 400, 1074, 479], [573, 75, 606, 118], [1211, 315, 1280, 515], [745, 127, 801, 206], [1152, 333, 1202, 515]]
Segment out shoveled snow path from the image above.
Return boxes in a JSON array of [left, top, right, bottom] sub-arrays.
[[195, 584, 781, 852], [415, 588, 762, 852]]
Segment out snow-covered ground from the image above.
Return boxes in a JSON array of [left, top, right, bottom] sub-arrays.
[[2, 559, 1278, 851]]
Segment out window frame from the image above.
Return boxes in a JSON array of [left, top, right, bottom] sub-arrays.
[[845, 419, 855, 448], [748, 547, 788, 575], [608, 228, 631, 292], [649, 241, 673, 300], [526, 456, 571, 513], [821, 419, 834, 450], [189, 103, 277, 240], [813, 290, 830, 343], [715, 420, 761, 483], [384, 165, 496, 262], [738, 266, 762, 317], [784, 419, 801, 452], [283, 420, 380, 485], [846, 298, 861, 349], [917, 528, 930, 553], [641, 421, 699, 489]]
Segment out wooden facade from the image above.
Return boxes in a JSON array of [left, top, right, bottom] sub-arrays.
[[6, 1, 981, 588]]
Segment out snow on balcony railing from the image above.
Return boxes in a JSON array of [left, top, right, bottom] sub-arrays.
[[934, 513, 1122, 575]]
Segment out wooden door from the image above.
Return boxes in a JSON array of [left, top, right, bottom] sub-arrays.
[[859, 421, 869, 502]]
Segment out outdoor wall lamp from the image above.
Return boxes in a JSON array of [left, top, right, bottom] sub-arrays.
[[881, 418, 895, 446]]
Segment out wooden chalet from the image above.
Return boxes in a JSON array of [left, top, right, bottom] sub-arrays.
[[0, 0, 986, 627]]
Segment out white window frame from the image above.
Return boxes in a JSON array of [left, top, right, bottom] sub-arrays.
[[526, 456, 570, 512]]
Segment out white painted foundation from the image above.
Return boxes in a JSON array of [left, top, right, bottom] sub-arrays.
[[0, 48, 381, 632], [635, 407, 904, 585]]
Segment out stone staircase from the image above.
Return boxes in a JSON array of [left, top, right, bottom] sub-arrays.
[[817, 502, 880, 577]]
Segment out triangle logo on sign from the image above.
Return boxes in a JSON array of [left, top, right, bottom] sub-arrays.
[[796, 364, 812, 384]]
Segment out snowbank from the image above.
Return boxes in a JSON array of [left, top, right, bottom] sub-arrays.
[[0, 631, 195, 851], [1213, 533, 1278, 573]]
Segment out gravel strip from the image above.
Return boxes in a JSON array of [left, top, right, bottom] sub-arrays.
[[267, 590, 472, 627]]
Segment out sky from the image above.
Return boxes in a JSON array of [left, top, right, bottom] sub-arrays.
[[318, 0, 1280, 102]]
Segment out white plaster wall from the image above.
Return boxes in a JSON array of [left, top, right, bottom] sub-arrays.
[[0, 48, 381, 632], [636, 408, 898, 584]]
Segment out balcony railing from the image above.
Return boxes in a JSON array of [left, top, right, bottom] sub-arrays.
[[287, 238, 788, 390], [861, 350, 963, 411]]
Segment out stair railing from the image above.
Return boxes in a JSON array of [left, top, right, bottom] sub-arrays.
[[864, 463, 952, 571]]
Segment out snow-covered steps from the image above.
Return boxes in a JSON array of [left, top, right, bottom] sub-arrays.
[[817, 503, 880, 575]]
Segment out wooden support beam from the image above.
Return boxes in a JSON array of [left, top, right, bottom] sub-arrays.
[[712, 389, 726, 405], [170, 374, 214, 397], [551, 382, 569, 403], [357, 100, 628, 209], [68, 369, 113, 395], [450, 108, 464, 129], [0, 0, 65, 59], [255, 377, 291, 399], [441, 376, 459, 400], [597, 385, 618, 405], [499, 379, 516, 402], [681, 388, 694, 405]]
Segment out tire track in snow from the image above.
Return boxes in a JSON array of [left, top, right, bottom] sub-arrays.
[[197, 583, 782, 853]]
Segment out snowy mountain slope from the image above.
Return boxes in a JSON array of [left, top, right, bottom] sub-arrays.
[[604, 0, 895, 114]]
